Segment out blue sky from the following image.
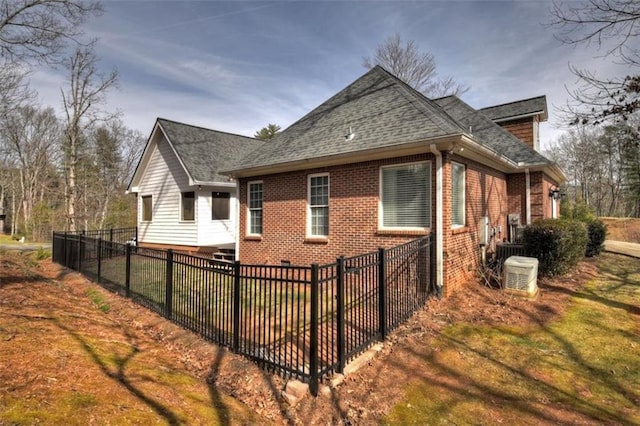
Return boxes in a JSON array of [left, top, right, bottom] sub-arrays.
[[29, 0, 638, 149]]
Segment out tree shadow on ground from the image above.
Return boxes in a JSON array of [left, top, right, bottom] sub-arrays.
[[52, 317, 182, 425]]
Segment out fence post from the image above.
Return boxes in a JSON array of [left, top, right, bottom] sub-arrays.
[[309, 263, 319, 397], [378, 247, 387, 340], [125, 243, 131, 298], [97, 237, 102, 284], [63, 232, 68, 267], [336, 256, 346, 374], [165, 249, 173, 320], [109, 228, 114, 242], [232, 260, 241, 353], [77, 234, 83, 273]]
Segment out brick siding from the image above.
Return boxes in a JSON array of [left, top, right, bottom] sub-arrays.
[[498, 117, 535, 149], [238, 154, 435, 267], [238, 152, 515, 297]]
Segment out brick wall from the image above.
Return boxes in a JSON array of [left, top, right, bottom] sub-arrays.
[[442, 153, 508, 295], [498, 117, 535, 149], [238, 154, 435, 267], [238, 152, 511, 297]]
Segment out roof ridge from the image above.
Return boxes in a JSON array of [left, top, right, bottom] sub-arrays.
[[372, 66, 468, 135], [157, 117, 257, 141]]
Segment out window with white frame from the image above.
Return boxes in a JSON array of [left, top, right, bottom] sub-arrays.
[[142, 195, 152, 222], [451, 162, 466, 227], [181, 191, 195, 221], [308, 173, 329, 237], [248, 181, 263, 235], [212, 192, 230, 220], [380, 162, 431, 229]]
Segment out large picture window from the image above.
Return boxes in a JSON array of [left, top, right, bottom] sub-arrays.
[[142, 195, 152, 222], [248, 181, 263, 235], [212, 192, 230, 220], [308, 173, 329, 237], [451, 162, 466, 227], [181, 191, 195, 221], [380, 162, 431, 229]]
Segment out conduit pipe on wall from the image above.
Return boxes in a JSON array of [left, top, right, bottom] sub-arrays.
[[430, 144, 444, 299]]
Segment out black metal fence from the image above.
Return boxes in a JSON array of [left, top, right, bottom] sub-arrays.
[[52, 229, 434, 395]]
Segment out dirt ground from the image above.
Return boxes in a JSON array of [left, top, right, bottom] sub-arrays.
[[600, 217, 640, 243], [0, 251, 600, 425]]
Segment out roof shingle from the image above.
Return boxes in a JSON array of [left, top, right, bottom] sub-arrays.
[[157, 118, 263, 183]]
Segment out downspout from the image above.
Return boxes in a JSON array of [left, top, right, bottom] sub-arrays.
[[430, 144, 444, 299], [234, 179, 240, 261], [525, 168, 531, 225]]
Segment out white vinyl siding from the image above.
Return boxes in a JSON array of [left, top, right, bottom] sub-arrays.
[[380, 161, 431, 229], [308, 173, 329, 237], [451, 162, 465, 228], [136, 132, 197, 245], [248, 181, 263, 235]]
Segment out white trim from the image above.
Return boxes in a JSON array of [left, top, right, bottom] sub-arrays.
[[235, 180, 240, 260], [307, 173, 330, 238], [247, 180, 263, 236], [429, 145, 443, 293], [552, 196, 558, 219], [180, 191, 196, 222], [378, 160, 431, 232], [141, 194, 153, 222]]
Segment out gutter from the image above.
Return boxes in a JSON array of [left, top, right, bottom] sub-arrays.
[[429, 144, 444, 299]]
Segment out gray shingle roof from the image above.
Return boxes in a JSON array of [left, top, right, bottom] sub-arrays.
[[157, 118, 263, 183], [479, 96, 547, 122], [435, 96, 551, 166], [231, 66, 467, 171]]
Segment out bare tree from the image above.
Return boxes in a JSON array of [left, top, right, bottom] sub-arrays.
[[549, 0, 640, 125], [87, 121, 143, 229], [363, 33, 468, 98], [60, 44, 118, 231], [0, 0, 102, 63], [0, 105, 60, 236]]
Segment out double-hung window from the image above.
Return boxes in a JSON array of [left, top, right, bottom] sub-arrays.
[[451, 162, 466, 228], [142, 195, 152, 222], [181, 191, 195, 221], [308, 173, 329, 237], [248, 181, 263, 235], [380, 162, 431, 229]]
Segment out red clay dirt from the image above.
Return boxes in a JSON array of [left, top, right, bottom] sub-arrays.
[[0, 252, 599, 424]]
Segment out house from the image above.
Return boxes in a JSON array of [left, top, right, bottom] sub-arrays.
[[222, 66, 565, 296], [126, 118, 263, 257]]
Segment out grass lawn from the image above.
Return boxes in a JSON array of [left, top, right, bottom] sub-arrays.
[[385, 253, 640, 425]]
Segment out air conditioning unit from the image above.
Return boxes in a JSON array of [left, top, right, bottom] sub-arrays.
[[503, 256, 539, 298]]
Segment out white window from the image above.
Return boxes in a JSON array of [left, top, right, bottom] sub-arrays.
[[142, 195, 152, 222], [308, 173, 329, 237], [247, 181, 263, 235], [212, 192, 230, 220], [451, 162, 465, 228], [380, 161, 431, 229], [181, 191, 195, 221]]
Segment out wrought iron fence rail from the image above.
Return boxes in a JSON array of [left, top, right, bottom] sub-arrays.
[[52, 228, 434, 395]]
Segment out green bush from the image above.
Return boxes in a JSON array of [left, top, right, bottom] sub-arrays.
[[585, 219, 607, 257], [522, 219, 588, 277]]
